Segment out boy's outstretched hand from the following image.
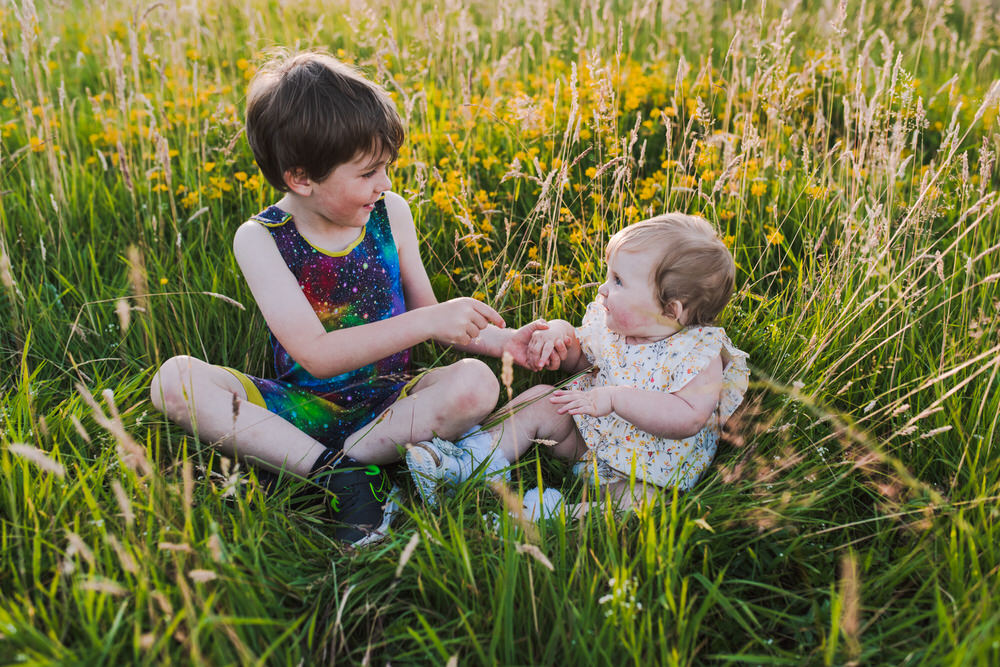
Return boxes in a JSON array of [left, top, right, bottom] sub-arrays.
[[430, 297, 506, 346], [503, 319, 567, 370]]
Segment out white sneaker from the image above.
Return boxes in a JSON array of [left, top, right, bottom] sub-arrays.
[[455, 427, 510, 483], [407, 428, 510, 507], [520, 488, 565, 521], [406, 437, 471, 507]]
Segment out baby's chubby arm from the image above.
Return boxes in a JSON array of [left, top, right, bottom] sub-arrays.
[[550, 354, 724, 439]]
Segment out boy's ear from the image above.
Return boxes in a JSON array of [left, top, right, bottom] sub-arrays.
[[283, 167, 312, 195]]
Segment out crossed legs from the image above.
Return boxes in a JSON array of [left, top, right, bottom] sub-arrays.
[[149, 356, 500, 476]]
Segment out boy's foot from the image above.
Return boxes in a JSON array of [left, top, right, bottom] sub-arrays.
[[313, 460, 397, 547]]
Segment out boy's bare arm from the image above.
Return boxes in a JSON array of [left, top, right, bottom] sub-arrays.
[[549, 354, 724, 439], [233, 219, 502, 379], [385, 193, 554, 368]]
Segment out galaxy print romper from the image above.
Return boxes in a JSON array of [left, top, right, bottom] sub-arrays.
[[224, 196, 413, 450]]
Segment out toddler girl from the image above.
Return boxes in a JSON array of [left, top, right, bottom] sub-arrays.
[[408, 213, 749, 517]]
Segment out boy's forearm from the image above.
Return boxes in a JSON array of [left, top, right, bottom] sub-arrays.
[[299, 309, 433, 378]]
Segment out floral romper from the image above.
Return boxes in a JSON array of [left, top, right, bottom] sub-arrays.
[[570, 302, 750, 490]]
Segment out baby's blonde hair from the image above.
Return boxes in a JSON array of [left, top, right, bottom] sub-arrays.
[[606, 213, 735, 326]]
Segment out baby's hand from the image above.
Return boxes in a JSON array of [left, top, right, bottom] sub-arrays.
[[527, 324, 572, 371], [550, 387, 615, 417]]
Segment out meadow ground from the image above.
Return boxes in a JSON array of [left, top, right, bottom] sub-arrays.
[[1, 0, 999, 663]]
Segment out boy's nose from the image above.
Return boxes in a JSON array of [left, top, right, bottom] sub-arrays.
[[376, 170, 391, 192]]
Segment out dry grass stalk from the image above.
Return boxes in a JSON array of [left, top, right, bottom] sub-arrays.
[[8, 443, 65, 478], [63, 530, 95, 574], [515, 543, 554, 571], [207, 534, 224, 562], [500, 351, 514, 400], [188, 569, 217, 583], [75, 383, 152, 477], [127, 245, 148, 310], [106, 534, 138, 574], [839, 552, 862, 660], [80, 578, 128, 597], [489, 481, 540, 543], [111, 480, 134, 527], [182, 459, 194, 509], [395, 531, 421, 578], [115, 297, 131, 333]]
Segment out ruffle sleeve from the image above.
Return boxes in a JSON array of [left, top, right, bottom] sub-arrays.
[[663, 327, 749, 424], [574, 301, 607, 367]]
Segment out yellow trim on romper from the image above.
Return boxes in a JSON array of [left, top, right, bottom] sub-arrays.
[[220, 366, 424, 409], [220, 366, 267, 408], [301, 226, 367, 257]]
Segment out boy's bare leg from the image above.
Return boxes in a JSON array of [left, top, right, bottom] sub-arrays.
[[342, 358, 500, 463], [486, 384, 589, 464], [150, 355, 327, 477]]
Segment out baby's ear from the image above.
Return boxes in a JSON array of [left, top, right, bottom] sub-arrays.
[[663, 299, 687, 325], [283, 167, 312, 195]]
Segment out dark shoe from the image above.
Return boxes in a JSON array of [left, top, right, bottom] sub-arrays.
[[313, 461, 398, 547]]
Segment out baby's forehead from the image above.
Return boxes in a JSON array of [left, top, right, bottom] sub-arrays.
[[606, 243, 660, 263]]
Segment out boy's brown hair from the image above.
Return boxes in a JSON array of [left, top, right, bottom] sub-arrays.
[[246, 50, 405, 191], [607, 213, 736, 326]]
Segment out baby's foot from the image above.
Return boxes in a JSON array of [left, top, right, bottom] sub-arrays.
[[406, 437, 472, 507], [407, 428, 511, 507], [455, 426, 510, 482], [520, 487, 565, 521]]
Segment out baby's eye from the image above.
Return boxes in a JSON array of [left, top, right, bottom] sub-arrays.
[[362, 169, 377, 178], [614, 276, 622, 286]]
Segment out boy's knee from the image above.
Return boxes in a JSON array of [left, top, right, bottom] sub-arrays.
[[442, 358, 500, 416], [149, 355, 194, 415]]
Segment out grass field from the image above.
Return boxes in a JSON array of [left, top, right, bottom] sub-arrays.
[[2, 0, 999, 663]]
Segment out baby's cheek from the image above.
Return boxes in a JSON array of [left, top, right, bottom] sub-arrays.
[[608, 306, 637, 329]]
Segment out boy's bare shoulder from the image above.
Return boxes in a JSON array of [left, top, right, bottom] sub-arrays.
[[382, 190, 412, 219], [233, 217, 275, 254]]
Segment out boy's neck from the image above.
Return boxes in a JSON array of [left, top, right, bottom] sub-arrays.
[[276, 194, 366, 252]]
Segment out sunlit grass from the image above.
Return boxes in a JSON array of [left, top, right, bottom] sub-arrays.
[[1, 0, 999, 663]]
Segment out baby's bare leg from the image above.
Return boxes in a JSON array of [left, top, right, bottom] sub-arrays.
[[150, 355, 326, 476], [342, 359, 500, 463], [487, 384, 588, 464], [563, 480, 662, 519]]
